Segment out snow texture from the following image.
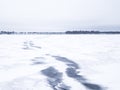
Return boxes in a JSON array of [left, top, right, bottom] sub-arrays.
[[0, 35, 120, 90]]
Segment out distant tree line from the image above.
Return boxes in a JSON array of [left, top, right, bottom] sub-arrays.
[[0, 31, 15, 35], [65, 30, 120, 34], [0, 31, 65, 35], [1, 30, 120, 35]]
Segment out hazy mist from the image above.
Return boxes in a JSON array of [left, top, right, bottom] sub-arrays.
[[0, 0, 120, 31]]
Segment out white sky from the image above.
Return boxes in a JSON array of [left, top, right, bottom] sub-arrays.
[[0, 0, 120, 31]]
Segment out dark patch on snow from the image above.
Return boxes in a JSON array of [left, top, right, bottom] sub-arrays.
[[41, 67, 71, 90], [58, 84, 71, 90], [82, 83, 103, 90], [66, 67, 104, 90], [53, 56, 79, 69], [32, 46, 42, 49], [22, 41, 41, 50], [31, 57, 45, 61], [47, 78, 70, 90], [29, 41, 42, 49], [41, 67, 62, 78], [66, 67, 86, 82], [31, 57, 45, 65], [32, 61, 44, 65]]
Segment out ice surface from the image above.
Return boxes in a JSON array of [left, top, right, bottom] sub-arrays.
[[0, 35, 120, 90]]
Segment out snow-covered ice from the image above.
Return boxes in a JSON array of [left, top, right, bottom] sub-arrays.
[[0, 35, 120, 90]]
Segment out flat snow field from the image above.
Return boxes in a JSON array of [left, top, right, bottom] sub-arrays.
[[0, 35, 120, 90]]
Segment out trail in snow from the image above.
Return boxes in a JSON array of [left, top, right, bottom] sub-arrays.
[[0, 35, 120, 90]]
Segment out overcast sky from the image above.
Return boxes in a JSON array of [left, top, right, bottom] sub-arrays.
[[0, 0, 120, 31]]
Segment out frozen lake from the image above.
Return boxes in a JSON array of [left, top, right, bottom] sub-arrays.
[[0, 35, 120, 90]]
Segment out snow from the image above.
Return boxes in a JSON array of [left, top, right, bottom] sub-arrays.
[[0, 35, 120, 90]]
